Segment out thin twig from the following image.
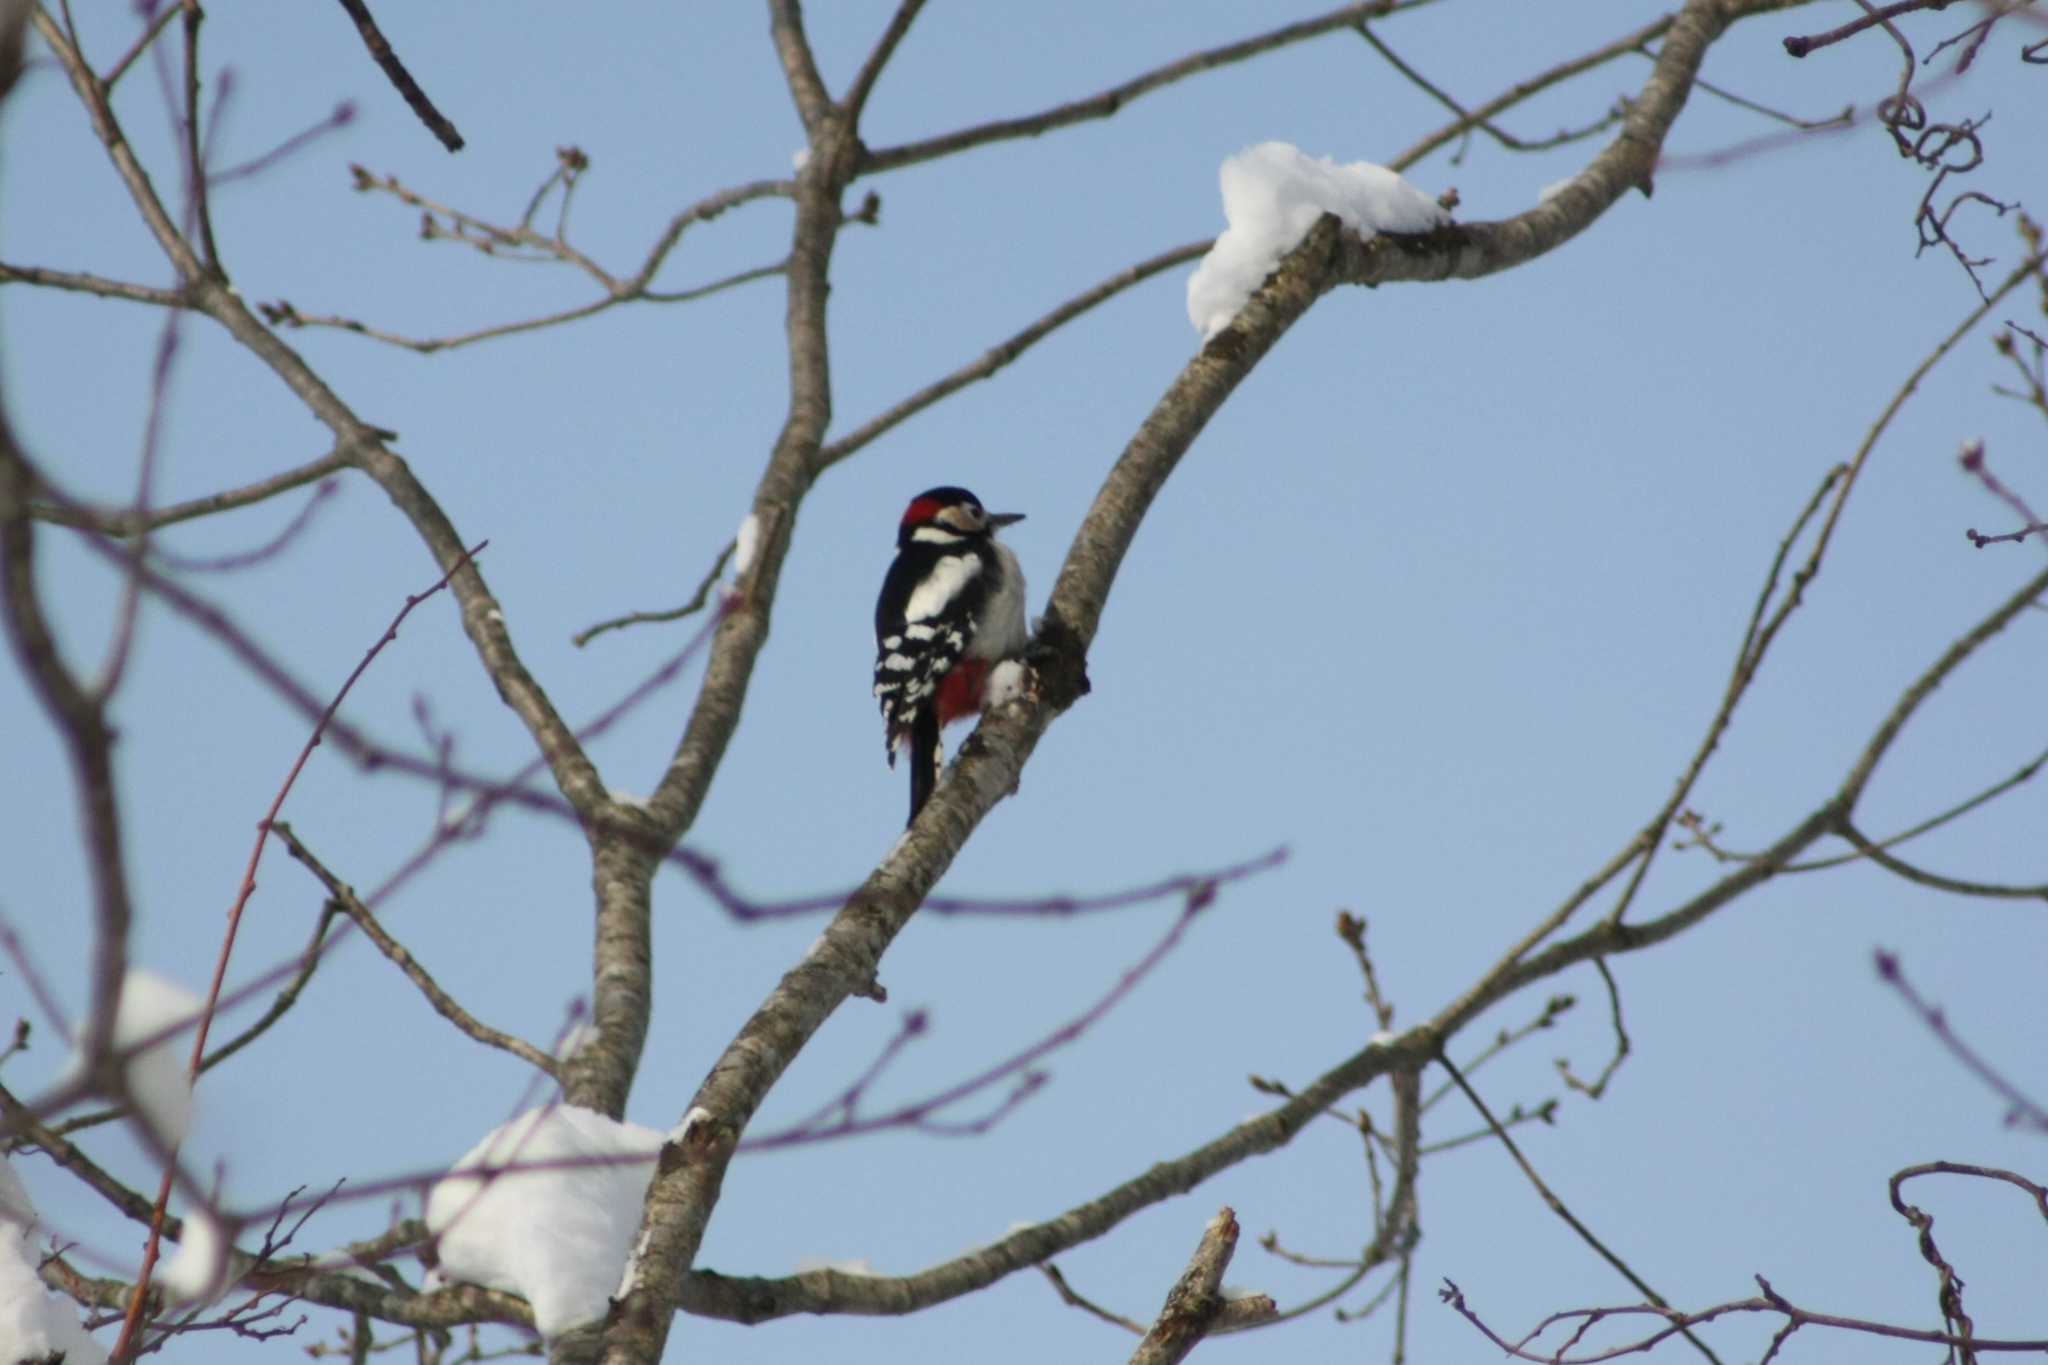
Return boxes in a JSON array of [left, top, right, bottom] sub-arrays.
[[100, 1, 178, 89], [0, 261, 185, 306], [1387, 14, 1674, 172], [1838, 819, 2048, 899], [574, 540, 735, 646], [1684, 745, 2048, 873], [177, 0, 220, 276], [1437, 1052, 1723, 1365], [1555, 959, 1630, 1098], [1041, 1263, 1149, 1334], [842, 0, 926, 123], [1358, 24, 1622, 162], [272, 824, 559, 1076], [820, 241, 1206, 468], [334, 0, 463, 150], [195, 900, 339, 1074], [1875, 952, 2048, 1132], [1440, 1275, 2048, 1362], [862, 1, 1427, 176], [30, 448, 347, 536]]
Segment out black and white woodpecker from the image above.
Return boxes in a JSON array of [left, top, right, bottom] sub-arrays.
[[873, 487, 1029, 826]]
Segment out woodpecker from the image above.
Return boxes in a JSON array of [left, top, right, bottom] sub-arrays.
[[874, 486, 1029, 826]]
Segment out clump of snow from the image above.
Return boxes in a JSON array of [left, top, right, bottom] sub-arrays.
[[65, 970, 203, 1145], [1537, 177, 1573, 205], [158, 1206, 232, 1305], [0, 1159, 109, 1365], [671, 1106, 714, 1144], [1187, 141, 1449, 339], [425, 1106, 665, 1338], [983, 660, 1028, 709], [733, 513, 761, 579], [0, 1162, 32, 1229]]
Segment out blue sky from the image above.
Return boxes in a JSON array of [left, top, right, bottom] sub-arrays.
[[4, 2, 2045, 1361]]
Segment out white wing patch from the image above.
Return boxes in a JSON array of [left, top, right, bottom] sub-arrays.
[[904, 555, 981, 622]]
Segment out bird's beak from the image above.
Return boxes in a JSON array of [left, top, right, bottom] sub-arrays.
[[989, 511, 1025, 528]]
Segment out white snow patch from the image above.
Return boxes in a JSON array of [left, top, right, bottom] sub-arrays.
[[65, 970, 203, 1145], [441, 794, 482, 835], [0, 1159, 109, 1365], [983, 659, 1028, 709], [792, 147, 810, 171], [1538, 177, 1574, 205], [615, 1223, 656, 1302], [671, 1106, 715, 1144], [159, 1206, 231, 1305], [733, 513, 761, 579], [0, 1161, 32, 1230], [1369, 1029, 1395, 1046], [1187, 141, 1449, 339], [608, 789, 649, 809], [794, 1256, 876, 1276], [425, 1106, 665, 1338]]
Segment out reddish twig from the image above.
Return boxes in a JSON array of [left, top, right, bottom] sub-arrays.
[[1874, 950, 2048, 1132], [111, 541, 482, 1360], [145, 479, 341, 572], [1959, 439, 2048, 547], [208, 100, 356, 185]]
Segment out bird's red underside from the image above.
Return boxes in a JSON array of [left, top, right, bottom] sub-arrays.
[[935, 659, 989, 725]]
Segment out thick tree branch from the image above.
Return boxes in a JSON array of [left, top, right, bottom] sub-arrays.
[[591, 9, 1762, 1357]]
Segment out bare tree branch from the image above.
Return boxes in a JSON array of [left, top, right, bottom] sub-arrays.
[[0, 260, 184, 305], [842, 0, 926, 124], [1438, 1052, 1722, 1365], [1129, 1209, 1270, 1365], [30, 447, 347, 536], [273, 822, 561, 1077], [334, 0, 464, 150], [860, 1, 1428, 176]]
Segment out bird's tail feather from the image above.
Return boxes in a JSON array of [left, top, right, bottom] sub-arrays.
[[907, 709, 940, 826]]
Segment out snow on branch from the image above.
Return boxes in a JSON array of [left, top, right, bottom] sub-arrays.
[[1186, 142, 1449, 339]]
